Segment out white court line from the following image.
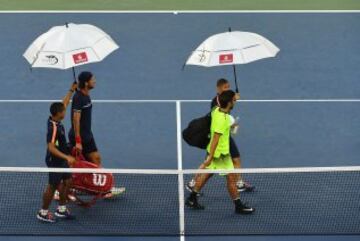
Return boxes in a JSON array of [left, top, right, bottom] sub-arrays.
[[0, 10, 360, 13], [0, 99, 360, 103], [1, 165, 360, 174], [176, 101, 185, 239]]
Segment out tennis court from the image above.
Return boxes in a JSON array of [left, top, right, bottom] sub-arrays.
[[0, 8, 359, 241]]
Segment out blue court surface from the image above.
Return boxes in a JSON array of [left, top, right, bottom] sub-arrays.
[[0, 12, 359, 241]]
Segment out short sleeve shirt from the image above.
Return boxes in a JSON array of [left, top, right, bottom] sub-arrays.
[[69, 91, 93, 141], [46, 117, 69, 161], [207, 107, 231, 158]]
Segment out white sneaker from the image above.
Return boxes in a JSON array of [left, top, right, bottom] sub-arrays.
[[237, 180, 255, 192]]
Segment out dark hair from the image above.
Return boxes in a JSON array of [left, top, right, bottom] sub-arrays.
[[218, 90, 235, 108], [216, 78, 229, 87], [78, 71, 93, 89], [50, 102, 65, 116]]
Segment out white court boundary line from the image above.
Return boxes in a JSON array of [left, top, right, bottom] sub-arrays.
[[0, 99, 360, 103], [176, 101, 185, 239], [1, 165, 360, 174], [0, 10, 360, 13]]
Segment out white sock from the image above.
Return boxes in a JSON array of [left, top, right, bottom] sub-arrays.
[[57, 205, 66, 212], [237, 179, 244, 186], [40, 209, 48, 216]]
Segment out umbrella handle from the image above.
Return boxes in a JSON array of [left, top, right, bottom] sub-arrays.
[[72, 67, 77, 83], [232, 65, 239, 93]]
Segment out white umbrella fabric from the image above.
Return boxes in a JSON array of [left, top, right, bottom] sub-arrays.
[[23, 23, 119, 81], [184, 28, 279, 92]]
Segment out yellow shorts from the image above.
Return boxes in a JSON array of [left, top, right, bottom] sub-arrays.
[[206, 154, 234, 175]]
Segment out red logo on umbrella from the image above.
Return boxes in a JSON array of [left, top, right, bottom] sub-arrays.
[[73, 52, 88, 64], [219, 54, 233, 64]]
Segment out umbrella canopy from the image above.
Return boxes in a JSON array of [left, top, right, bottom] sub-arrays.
[[184, 29, 280, 92], [23, 23, 119, 70], [185, 30, 279, 67]]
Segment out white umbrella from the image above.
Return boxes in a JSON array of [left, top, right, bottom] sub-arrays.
[[23, 23, 119, 81], [184, 28, 279, 92]]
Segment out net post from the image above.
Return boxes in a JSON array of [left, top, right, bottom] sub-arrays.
[[176, 101, 185, 238]]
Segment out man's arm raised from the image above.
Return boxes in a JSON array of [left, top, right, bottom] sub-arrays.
[[62, 82, 77, 109]]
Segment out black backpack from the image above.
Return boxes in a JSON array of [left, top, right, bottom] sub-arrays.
[[182, 113, 211, 149]]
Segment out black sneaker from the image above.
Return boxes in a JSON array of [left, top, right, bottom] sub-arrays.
[[185, 180, 203, 197], [237, 180, 255, 192], [55, 208, 76, 220], [37, 211, 56, 223], [235, 200, 255, 214], [185, 196, 205, 210]]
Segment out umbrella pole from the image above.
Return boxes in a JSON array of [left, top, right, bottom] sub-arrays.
[[72, 67, 77, 83], [229, 27, 239, 93], [232, 65, 239, 93]]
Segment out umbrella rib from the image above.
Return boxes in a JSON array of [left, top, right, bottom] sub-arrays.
[[34, 50, 68, 54], [29, 42, 47, 67], [90, 36, 113, 60], [91, 47, 101, 61], [194, 48, 239, 53], [206, 50, 212, 66], [242, 44, 261, 50]]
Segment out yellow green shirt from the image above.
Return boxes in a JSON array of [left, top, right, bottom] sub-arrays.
[[207, 107, 231, 158]]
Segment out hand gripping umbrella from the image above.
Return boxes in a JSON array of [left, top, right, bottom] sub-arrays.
[[184, 28, 279, 93], [23, 23, 119, 82]]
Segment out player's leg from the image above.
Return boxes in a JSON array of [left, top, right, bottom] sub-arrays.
[[230, 137, 254, 192], [186, 155, 218, 210], [55, 174, 75, 220], [41, 185, 57, 213], [58, 178, 72, 204], [230, 137, 242, 183], [226, 173, 239, 200], [222, 152, 255, 215], [226, 173, 255, 214], [194, 173, 213, 191], [37, 173, 60, 223], [185, 173, 212, 209], [186, 155, 208, 193], [83, 137, 101, 165]]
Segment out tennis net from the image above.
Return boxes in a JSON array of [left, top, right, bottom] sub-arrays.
[[0, 166, 359, 235]]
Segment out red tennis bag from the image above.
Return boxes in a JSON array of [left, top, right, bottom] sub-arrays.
[[71, 150, 114, 207]]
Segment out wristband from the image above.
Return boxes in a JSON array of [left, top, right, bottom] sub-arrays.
[[75, 136, 82, 144], [69, 89, 75, 93]]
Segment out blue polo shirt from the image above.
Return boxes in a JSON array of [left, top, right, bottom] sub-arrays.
[[46, 117, 69, 162], [69, 91, 93, 142]]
